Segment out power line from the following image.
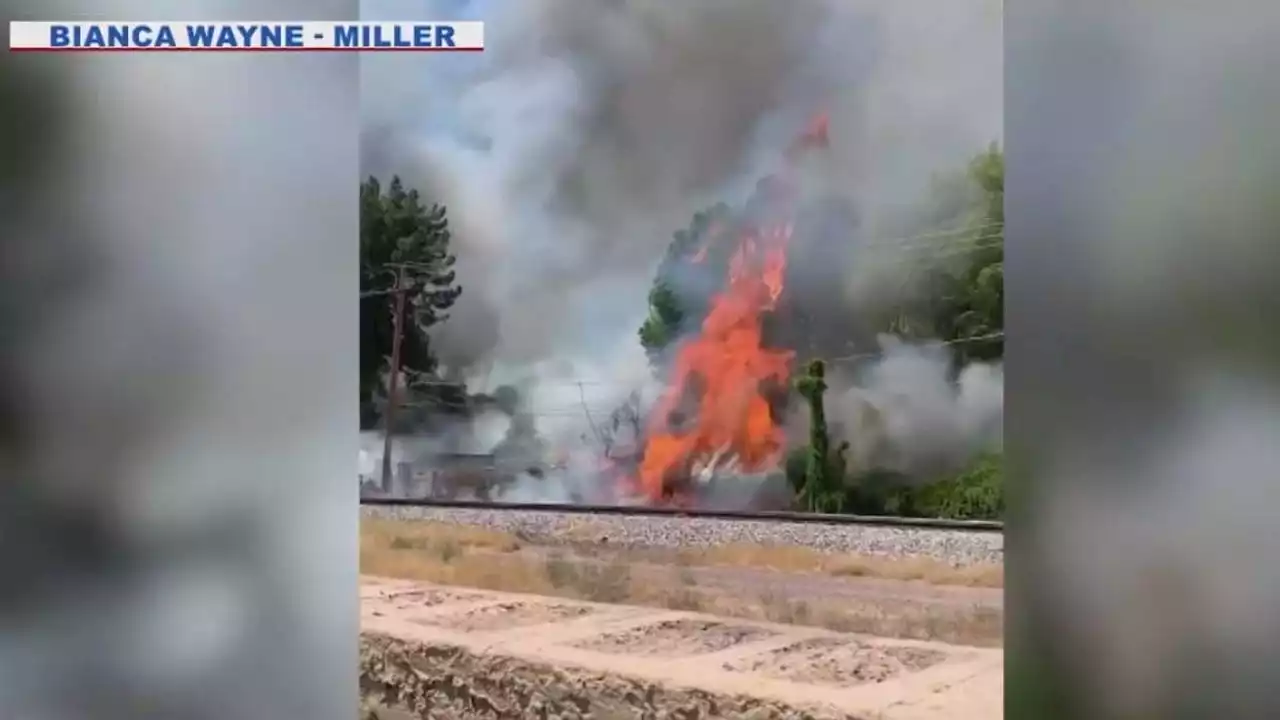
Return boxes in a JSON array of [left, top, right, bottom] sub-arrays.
[[390, 394, 617, 414], [377, 333, 1004, 445], [826, 331, 1005, 364], [861, 221, 1003, 248], [361, 224, 1002, 412], [360, 260, 455, 297], [361, 223, 1004, 286], [386, 334, 1005, 399], [887, 232, 1004, 254]]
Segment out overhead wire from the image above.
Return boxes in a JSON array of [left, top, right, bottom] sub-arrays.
[[362, 221, 1004, 408]]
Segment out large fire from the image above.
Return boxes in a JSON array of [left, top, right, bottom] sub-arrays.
[[633, 115, 829, 502]]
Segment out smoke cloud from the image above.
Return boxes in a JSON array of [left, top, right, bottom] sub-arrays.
[[360, 0, 1002, 378], [360, 0, 1003, 504], [800, 338, 1004, 483]]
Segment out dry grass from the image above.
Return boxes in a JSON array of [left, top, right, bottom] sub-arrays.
[[679, 543, 1004, 588], [364, 517, 524, 553], [537, 518, 1004, 588], [361, 518, 551, 594], [826, 554, 1004, 587], [361, 519, 1004, 646], [361, 518, 1003, 588]]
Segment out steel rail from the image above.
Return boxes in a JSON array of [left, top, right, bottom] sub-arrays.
[[360, 497, 1004, 532]]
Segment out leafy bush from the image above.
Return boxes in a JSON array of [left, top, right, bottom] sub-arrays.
[[896, 452, 1004, 520], [785, 448, 1005, 520]]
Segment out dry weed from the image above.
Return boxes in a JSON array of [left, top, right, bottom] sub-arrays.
[[758, 589, 813, 626], [813, 601, 1003, 647], [361, 518, 1003, 645], [827, 554, 1003, 587], [366, 518, 1002, 588], [364, 517, 522, 554], [653, 567, 705, 611], [541, 551, 633, 603], [696, 542, 1003, 588]]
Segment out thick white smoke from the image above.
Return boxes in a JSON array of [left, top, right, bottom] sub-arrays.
[[816, 337, 1003, 482], [361, 0, 1001, 371], [482, 334, 662, 504], [360, 0, 1003, 495]]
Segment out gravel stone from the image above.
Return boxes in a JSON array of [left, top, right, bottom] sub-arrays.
[[362, 505, 1003, 567]]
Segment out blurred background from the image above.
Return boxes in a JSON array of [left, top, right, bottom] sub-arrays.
[[1008, 1, 1280, 718], [0, 2, 358, 719]]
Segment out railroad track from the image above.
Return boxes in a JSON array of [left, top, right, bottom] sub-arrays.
[[360, 497, 1003, 532]]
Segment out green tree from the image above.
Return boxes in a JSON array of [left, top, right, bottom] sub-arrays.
[[793, 359, 847, 513], [925, 143, 1004, 364], [632, 143, 1005, 517], [890, 452, 1004, 520], [855, 145, 1005, 518], [874, 143, 1004, 366], [636, 203, 734, 371], [359, 175, 463, 429], [637, 283, 684, 364], [945, 143, 1004, 364]]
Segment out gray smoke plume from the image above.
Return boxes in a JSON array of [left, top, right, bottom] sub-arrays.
[[793, 337, 1003, 483], [360, 0, 1002, 378]]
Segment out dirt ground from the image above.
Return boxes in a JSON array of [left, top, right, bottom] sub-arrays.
[[360, 576, 1003, 720], [361, 518, 1003, 647]]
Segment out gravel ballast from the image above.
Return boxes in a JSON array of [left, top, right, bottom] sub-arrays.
[[362, 505, 1003, 567]]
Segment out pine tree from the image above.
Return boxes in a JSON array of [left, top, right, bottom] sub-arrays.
[[359, 175, 463, 429]]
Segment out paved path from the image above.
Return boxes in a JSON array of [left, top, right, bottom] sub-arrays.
[[361, 575, 1002, 719]]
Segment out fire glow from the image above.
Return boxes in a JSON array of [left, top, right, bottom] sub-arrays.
[[632, 114, 829, 502]]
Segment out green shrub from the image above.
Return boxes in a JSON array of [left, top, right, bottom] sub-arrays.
[[784, 444, 1004, 520], [901, 452, 1004, 520]]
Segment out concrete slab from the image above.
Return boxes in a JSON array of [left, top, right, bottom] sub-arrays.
[[360, 575, 1002, 720]]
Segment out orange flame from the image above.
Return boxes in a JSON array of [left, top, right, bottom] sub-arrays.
[[636, 223, 796, 500], [632, 115, 827, 502]]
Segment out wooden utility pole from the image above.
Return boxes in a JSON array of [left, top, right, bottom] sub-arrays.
[[380, 265, 410, 494]]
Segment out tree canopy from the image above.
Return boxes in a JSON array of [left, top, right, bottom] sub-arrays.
[[637, 202, 733, 372], [903, 143, 1004, 366], [359, 175, 464, 429], [640, 145, 1003, 366], [637, 144, 1005, 518]]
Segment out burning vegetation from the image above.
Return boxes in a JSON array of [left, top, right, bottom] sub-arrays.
[[636, 221, 794, 502], [624, 115, 830, 504], [357, 0, 1006, 517], [360, 115, 1004, 517]]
